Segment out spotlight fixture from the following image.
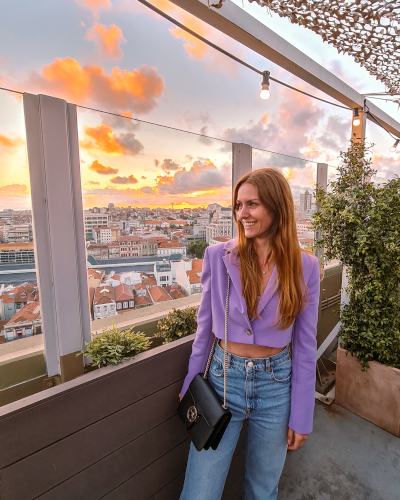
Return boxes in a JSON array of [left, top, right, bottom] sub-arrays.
[[259, 70, 271, 100], [352, 108, 361, 127], [389, 139, 399, 153]]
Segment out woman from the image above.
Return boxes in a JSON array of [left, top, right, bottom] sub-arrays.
[[179, 168, 323, 500]]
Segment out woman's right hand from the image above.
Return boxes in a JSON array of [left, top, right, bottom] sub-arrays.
[[179, 393, 182, 401]]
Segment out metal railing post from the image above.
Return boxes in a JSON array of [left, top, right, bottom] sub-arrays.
[[232, 143, 252, 238], [23, 93, 91, 382]]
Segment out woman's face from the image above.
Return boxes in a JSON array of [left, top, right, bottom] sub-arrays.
[[236, 182, 274, 240]]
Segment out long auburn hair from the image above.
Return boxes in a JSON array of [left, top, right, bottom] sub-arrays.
[[231, 168, 322, 330]]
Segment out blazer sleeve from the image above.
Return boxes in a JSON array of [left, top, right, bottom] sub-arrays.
[[289, 256, 321, 435], [180, 246, 214, 396]]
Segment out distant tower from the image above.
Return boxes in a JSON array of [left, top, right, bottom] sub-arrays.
[[300, 190, 312, 211]]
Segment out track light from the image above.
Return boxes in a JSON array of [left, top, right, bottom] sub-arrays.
[[352, 108, 361, 127], [389, 139, 399, 153], [260, 70, 271, 100]]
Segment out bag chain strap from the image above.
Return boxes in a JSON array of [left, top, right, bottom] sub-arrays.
[[203, 274, 231, 410]]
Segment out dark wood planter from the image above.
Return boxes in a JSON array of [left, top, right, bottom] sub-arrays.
[[336, 346, 400, 437]]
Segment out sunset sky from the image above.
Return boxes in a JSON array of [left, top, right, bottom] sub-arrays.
[[0, 0, 399, 209]]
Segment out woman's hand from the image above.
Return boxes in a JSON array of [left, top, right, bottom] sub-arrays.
[[178, 393, 182, 401], [287, 428, 308, 450]]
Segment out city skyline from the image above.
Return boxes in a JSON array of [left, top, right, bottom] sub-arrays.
[[1, 0, 398, 211]]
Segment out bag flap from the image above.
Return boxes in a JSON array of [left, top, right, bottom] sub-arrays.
[[188, 373, 229, 427]]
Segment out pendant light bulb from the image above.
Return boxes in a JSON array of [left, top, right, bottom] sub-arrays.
[[260, 70, 271, 101], [389, 139, 399, 153], [352, 108, 361, 127]]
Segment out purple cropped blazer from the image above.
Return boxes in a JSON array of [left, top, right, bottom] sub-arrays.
[[181, 238, 321, 435]]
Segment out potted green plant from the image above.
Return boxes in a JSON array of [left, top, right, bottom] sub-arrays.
[[311, 138, 400, 436], [79, 323, 151, 369], [155, 306, 198, 344]]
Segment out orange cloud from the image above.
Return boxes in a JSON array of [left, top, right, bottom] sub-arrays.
[[86, 23, 127, 58], [88, 160, 119, 175], [110, 175, 139, 184], [0, 134, 25, 149], [0, 184, 29, 195], [7, 58, 164, 114], [80, 123, 144, 155], [76, 0, 112, 18], [170, 15, 208, 60]]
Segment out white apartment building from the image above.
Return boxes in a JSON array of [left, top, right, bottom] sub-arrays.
[[93, 287, 117, 320], [175, 258, 203, 295], [205, 215, 232, 244], [4, 224, 33, 243], [84, 212, 109, 233], [296, 220, 313, 237], [157, 240, 186, 257], [92, 226, 112, 244]]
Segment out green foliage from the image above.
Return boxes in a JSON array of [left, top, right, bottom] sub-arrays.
[[79, 324, 151, 368], [155, 225, 161, 230], [311, 139, 400, 370], [188, 240, 207, 258], [155, 307, 199, 344]]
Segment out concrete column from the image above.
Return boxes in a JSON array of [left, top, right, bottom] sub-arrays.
[[232, 143, 252, 238], [315, 163, 328, 266], [23, 93, 91, 383]]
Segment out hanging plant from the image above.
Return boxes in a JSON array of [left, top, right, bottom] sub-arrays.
[[311, 138, 400, 370]]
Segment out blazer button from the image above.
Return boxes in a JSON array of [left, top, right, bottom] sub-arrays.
[[246, 329, 252, 336]]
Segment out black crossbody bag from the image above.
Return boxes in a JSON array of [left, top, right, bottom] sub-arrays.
[[177, 275, 232, 451]]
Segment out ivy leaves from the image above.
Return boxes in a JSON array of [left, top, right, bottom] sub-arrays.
[[155, 307, 198, 344], [311, 139, 400, 370], [79, 324, 151, 368]]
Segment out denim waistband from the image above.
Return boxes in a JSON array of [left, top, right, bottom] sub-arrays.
[[213, 340, 290, 371]]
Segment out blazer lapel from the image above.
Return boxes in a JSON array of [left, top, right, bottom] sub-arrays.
[[222, 241, 280, 319], [256, 266, 279, 316]]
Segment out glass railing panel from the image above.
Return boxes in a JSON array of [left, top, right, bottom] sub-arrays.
[[0, 88, 47, 401], [76, 106, 232, 331], [252, 148, 317, 257]]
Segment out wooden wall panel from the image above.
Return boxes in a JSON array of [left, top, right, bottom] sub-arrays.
[[0, 340, 192, 469]]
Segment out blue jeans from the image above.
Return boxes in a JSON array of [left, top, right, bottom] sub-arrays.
[[180, 342, 292, 500]]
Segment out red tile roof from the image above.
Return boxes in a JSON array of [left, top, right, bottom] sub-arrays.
[[187, 259, 203, 284], [119, 236, 140, 243], [7, 301, 41, 325], [134, 290, 152, 306], [115, 283, 134, 301], [148, 286, 172, 303], [141, 276, 157, 286], [94, 286, 115, 305], [169, 289, 187, 299], [0, 283, 38, 304], [158, 240, 184, 248], [212, 236, 231, 242], [87, 269, 105, 279]]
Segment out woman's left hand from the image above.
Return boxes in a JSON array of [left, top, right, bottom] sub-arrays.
[[287, 428, 308, 450]]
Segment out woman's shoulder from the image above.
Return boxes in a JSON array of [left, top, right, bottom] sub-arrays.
[[206, 238, 237, 259], [300, 251, 322, 282]]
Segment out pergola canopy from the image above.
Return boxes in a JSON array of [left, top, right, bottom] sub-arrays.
[[212, 0, 400, 96]]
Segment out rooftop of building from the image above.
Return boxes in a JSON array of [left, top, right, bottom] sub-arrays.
[[6, 301, 41, 325], [114, 283, 134, 301], [93, 286, 115, 305], [0, 243, 34, 251], [148, 285, 172, 303], [187, 258, 204, 284]]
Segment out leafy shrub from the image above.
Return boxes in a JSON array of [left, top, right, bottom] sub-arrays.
[[311, 138, 400, 370], [79, 323, 151, 368], [155, 307, 198, 344]]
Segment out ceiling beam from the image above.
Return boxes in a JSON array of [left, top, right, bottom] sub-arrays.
[[168, 0, 400, 138]]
